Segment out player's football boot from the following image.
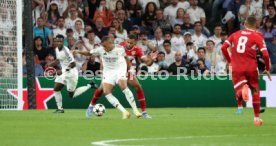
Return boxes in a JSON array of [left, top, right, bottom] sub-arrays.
[[260, 108, 265, 113], [86, 106, 93, 118], [89, 80, 98, 89], [236, 108, 243, 114], [53, 108, 64, 113], [122, 111, 131, 119], [134, 110, 142, 118], [242, 84, 249, 102], [254, 118, 263, 126], [142, 112, 152, 119]]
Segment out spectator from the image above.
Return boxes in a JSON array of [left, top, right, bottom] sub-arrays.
[[33, 17, 53, 48], [141, 2, 157, 35], [163, 40, 176, 66], [82, 55, 101, 75], [92, 0, 113, 27], [171, 24, 186, 54], [137, 31, 156, 55], [106, 0, 121, 12], [164, 0, 180, 20], [156, 51, 169, 70], [64, 28, 75, 47], [170, 8, 185, 27], [178, 0, 190, 10], [32, 0, 45, 25], [87, 0, 100, 20], [258, 18, 276, 43], [184, 41, 197, 64], [139, 0, 160, 11], [33, 36, 50, 63], [263, 4, 276, 25], [46, 37, 59, 58], [192, 21, 208, 48], [181, 14, 194, 34], [252, 0, 263, 18], [186, 0, 206, 27], [127, 0, 143, 25], [209, 25, 223, 47], [129, 25, 141, 35], [0, 55, 14, 77], [164, 31, 172, 41], [168, 51, 186, 75], [53, 17, 67, 37], [205, 40, 217, 67], [67, 36, 76, 49], [56, 0, 69, 16], [191, 47, 211, 70], [75, 0, 90, 20], [269, 35, 276, 73], [116, 10, 133, 32], [151, 27, 165, 52], [92, 17, 109, 39], [42, 54, 58, 70], [152, 9, 172, 32], [83, 30, 101, 50], [64, 4, 84, 29], [73, 20, 86, 40], [114, 0, 126, 14], [46, 1, 60, 29], [72, 40, 88, 70], [197, 58, 210, 75], [112, 18, 128, 42]]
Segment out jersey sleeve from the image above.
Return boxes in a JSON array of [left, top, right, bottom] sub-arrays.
[[64, 47, 75, 63], [255, 35, 271, 71], [136, 47, 145, 58], [119, 47, 126, 57], [221, 34, 233, 63]]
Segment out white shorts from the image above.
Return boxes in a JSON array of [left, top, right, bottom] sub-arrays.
[[102, 67, 127, 85], [55, 68, 78, 92]]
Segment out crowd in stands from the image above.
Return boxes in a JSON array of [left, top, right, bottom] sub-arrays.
[[1, 0, 276, 77]]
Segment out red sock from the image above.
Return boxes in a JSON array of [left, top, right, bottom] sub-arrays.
[[136, 89, 147, 112], [236, 97, 243, 108], [91, 88, 103, 105], [252, 90, 260, 117]]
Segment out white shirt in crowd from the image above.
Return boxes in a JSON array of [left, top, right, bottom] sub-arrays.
[[186, 6, 206, 25], [208, 35, 221, 47], [170, 35, 186, 55], [151, 38, 165, 53], [65, 17, 84, 29], [192, 34, 208, 48], [53, 27, 67, 37], [164, 4, 180, 20], [115, 29, 128, 40], [55, 46, 75, 72], [165, 50, 176, 66]]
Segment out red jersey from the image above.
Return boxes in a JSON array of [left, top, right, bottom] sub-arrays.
[[119, 42, 145, 61], [221, 28, 270, 72]]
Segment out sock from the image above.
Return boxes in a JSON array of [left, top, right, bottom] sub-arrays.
[[252, 90, 260, 117], [236, 97, 243, 108], [105, 93, 127, 113], [91, 88, 103, 105], [136, 89, 147, 112], [73, 84, 91, 98], [122, 88, 139, 113], [54, 91, 62, 109]]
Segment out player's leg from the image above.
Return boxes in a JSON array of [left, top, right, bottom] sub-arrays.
[[102, 77, 130, 119], [232, 71, 247, 114], [127, 76, 151, 118], [53, 82, 64, 113], [118, 79, 142, 118], [247, 71, 262, 126], [86, 83, 103, 118]]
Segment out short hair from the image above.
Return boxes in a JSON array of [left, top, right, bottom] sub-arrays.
[[197, 47, 206, 53], [194, 21, 202, 26], [164, 31, 172, 36], [246, 15, 256, 26], [101, 36, 112, 43], [56, 34, 65, 40], [158, 51, 165, 56], [128, 34, 138, 40], [34, 36, 43, 42], [163, 40, 171, 46], [87, 30, 94, 34], [186, 42, 194, 46], [58, 16, 65, 20], [174, 24, 182, 28], [206, 40, 215, 45], [66, 28, 73, 33], [267, 4, 276, 10]]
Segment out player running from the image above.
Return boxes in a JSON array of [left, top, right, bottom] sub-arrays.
[[74, 36, 142, 119], [86, 34, 155, 119], [47, 35, 97, 113], [221, 16, 271, 126]]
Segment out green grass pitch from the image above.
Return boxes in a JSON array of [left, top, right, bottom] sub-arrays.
[[0, 108, 276, 146]]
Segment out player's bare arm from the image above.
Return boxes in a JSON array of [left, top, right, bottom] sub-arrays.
[[140, 52, 158, 66], [47, 59, 60, 67], [73, 50, 91, 56]]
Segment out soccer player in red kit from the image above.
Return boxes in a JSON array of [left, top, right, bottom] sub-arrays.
[[221, 16, 271, 126], [86, 34, 155, 119]]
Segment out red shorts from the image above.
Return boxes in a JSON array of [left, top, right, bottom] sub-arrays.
[[232, 70, 259, 93]]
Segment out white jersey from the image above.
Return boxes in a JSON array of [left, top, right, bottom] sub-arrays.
[[90, 45, 126, 73], [55, 46, 75, 72]]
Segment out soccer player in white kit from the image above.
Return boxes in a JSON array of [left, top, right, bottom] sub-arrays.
[[74, 36, 141, 119], [47, 35, 97, 113]]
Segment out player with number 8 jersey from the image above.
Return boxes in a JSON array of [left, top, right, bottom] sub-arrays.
[[221, 16, 271, 126]]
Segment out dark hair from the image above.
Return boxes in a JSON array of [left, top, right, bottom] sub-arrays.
[[144, 2, 157, 15], [267, 4, 276, 10], [186, 42, 194, 46], [34, 36, 43, 42], [115, 0, 126, 11], [66, 28, 73, 33], [56, 34, 65, 40], [206, 40, 215, 45], [58, 16, 65, 20], [87, 30, 95, 34], [163, 40, 171, 46], [264, 18, 274, 32], [158, 51, 165, 56], [128, 34, 138, 40], [164, 31, 172, 36], [197, 47, 206, 53], [101, 36, 112, 43], [246, 15, 256, 26], [174, 24, 182, 28], [194, 21, 202, 26]]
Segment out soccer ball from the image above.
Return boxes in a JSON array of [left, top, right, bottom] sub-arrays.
[[93, 104, 106, 117]]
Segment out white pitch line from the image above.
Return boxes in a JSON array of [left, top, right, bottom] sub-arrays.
[[91, 135, 236, 146]]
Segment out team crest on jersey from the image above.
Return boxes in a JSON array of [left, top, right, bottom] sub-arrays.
[[131, 51, 136, 55]]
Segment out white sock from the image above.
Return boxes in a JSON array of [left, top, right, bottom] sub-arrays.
[[122, 88, 139, 113], [254, 117, 260, 121], [73, 84, 91, 98], [54, 91, 63, 109], [105, 93, 127, 113], [238, 107, 243, 110], [89, 104, 94, 107]]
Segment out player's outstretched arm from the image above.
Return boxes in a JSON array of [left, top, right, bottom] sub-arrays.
[[141, 52, 158, 66], [73, 50, 91, 56], [47, 59, 60, 67]]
